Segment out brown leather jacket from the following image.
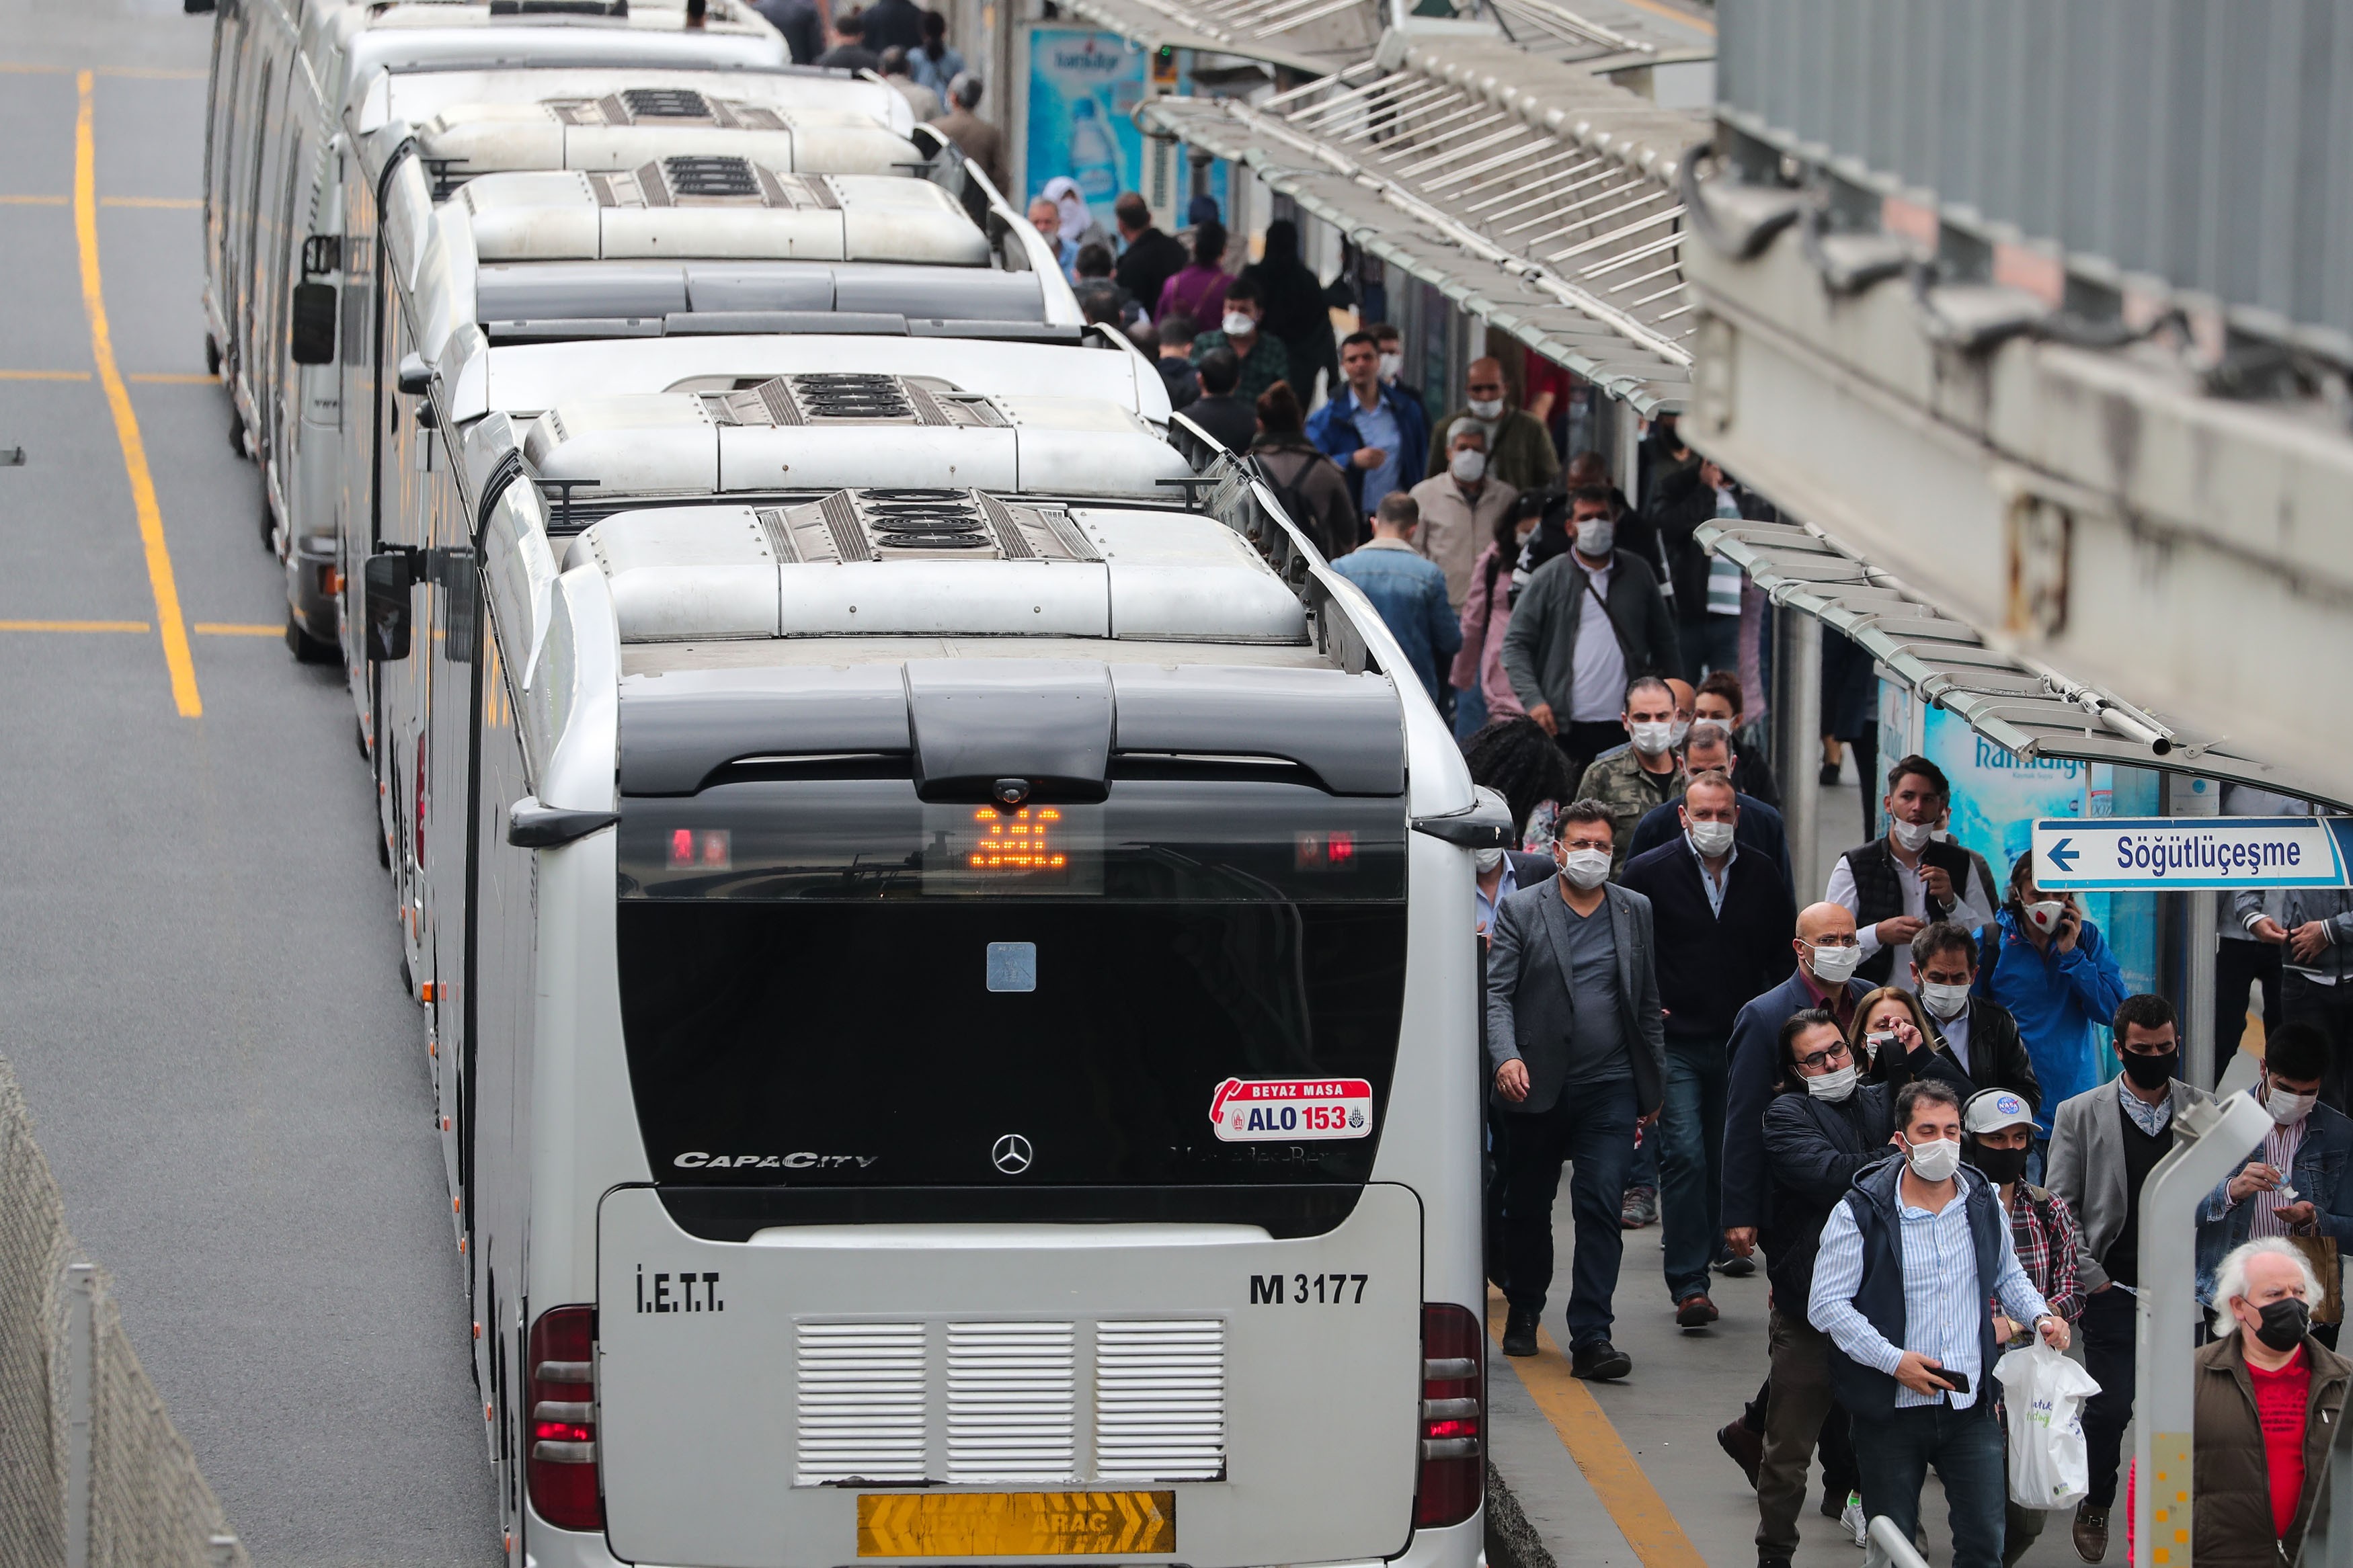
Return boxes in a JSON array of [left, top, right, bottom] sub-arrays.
[[2193, 1330, 2351, 1567]]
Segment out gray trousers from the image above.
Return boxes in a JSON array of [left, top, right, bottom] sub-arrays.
[[1757, 1305, 1837, 1556]]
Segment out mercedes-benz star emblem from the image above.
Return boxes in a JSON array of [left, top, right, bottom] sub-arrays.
[[991, 1134, 1034, 1174]]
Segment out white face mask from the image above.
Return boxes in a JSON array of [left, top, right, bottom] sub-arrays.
[[1890, 819, 1935, 853], [1574, 518, 1615, 558], [1378, 351, 1402, 381], [1628, 720, 1675, 755], [1806, 1063, 1859, 1102], [1903, 1134, 1962, 1183], [1686, 819, 1735, 858], [2024, 899, 2068, 934], [1222, 311, 1255, 338], [1919, 980, 1972, 1021], [2266, 1081, 2319, 1126], [1669, 717, 1692, 747], [1808, 941, 1862, 986], [1693, 715, 1736, 743], [1449, 449, 1487, 483], [1558, 848, 1611, 890], [1467, 396, 1505, 420], [1473, 845, 1504, 874]]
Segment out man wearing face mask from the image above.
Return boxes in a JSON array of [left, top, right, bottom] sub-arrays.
[[1308, 331, 1429, 527], [2191, 1239, 2351, 1568], [1187, 276, 1290, 407], [1625, 723, 1796, 903], [1960, 1089, 2085, 1567], [1410, 422, 1519, 612], [1825, 757, 1997, 991], [1367, 323, 1429, 424], [1988, 852, 2130, 1172], [2212, 1023, 2353, 1348], [1427, 357, 1560, 495], [1909, 922, 2042, 1114], [2044, 993, 2227, 1563], [1576, 675, 1688, 879], [1622, 771, 1798, 1327], [1752, 1012, 1896, 1568], [1811, 1079, 2069, 1568], [1486, 799, 1665, 1378]]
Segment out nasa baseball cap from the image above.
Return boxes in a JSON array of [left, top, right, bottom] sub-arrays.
[[1964, 1087, 2036, 1135]]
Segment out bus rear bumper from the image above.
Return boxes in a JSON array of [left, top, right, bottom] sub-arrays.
[[520, 1509, 1486, 1568]]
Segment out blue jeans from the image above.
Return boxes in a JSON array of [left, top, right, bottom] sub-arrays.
[[1658, 1034, 1728, 1303], [1850, 1400, 2007, 1568], [1453, 680, 1488, 741], [1499, 1076, 1637, 1348]]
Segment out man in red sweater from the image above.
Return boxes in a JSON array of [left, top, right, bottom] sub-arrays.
[[2190, 1239, 2351, 1567]]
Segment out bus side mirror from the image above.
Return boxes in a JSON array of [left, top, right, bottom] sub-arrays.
[[364, 553, 414, 663], [289, 282, 337, 364], [184, 0, 216, 11], [396, 353, 432, 396]]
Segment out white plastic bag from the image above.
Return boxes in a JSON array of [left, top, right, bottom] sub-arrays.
[[1994, 1342, 2102, 1510]]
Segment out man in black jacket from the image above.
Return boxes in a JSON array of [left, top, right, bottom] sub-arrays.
[[1909, 921, 2041, 1112], [1111, 192, 1186, 323], [1823, 756, 1997, 988], [1755, 1010, 1894, 1568], [1625, 723, 1795, 901], [1622, 770, 1796, 1327]]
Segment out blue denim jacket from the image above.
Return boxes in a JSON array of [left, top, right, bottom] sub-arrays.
[[1330, 541, 1460, 701], [2216, 1091, 2353, 1249]]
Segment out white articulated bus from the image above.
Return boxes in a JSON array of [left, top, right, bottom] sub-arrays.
[[326, 95, 1061, 672], [359, 402, 1499, 1568]]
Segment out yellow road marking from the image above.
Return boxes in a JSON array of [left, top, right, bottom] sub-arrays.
[[102, 196, 200, 209], [1611, 0, 1714, 35], [0, 369, 91, 380], [0, 194, 68, 205], [0, 63, 65, 73], [0, 619, 150, 632], [1486, 1290, 1709, 1568], [194, 622, 280, 636], [128, 372, 217, 384], [75, 69, 200, 718]]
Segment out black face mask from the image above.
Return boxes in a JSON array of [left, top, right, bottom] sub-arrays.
[[1970, 1140, 2031, 1186], [2254, 1297, 2311, 1353], [2121, 1049, 2178, 1089]]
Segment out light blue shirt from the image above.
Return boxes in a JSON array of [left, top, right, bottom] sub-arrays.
[[1686, 833, 1738, 917], [1349, 393, 1402, 517], [1476, 858, 1519, 936], [1809, 1172, 2051, 1409]]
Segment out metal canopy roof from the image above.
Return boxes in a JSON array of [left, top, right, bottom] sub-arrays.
[[1055, 0, 1384, 75], [1698, 519, 2343, 811], [1138, 34, 1706, 411]]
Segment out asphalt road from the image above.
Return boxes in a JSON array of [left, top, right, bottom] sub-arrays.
[[0, 2, 498, 1563]]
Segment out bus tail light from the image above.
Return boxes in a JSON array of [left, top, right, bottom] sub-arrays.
[[526, 1306, 602, 1532], [1414, 1303, 1482, 1528]]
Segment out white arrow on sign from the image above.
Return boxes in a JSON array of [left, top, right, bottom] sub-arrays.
[[2030, 817, 2350, 891]]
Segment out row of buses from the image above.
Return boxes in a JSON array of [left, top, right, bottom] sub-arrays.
[[200, 4, 1499, 1565]]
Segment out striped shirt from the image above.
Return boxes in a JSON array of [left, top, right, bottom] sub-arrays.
[[1809, 1171, 2052, 1410], [2250, 1114, 2308, 1237]]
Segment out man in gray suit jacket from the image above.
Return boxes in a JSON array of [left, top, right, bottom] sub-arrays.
[[1487, 798, 1666, 1379]]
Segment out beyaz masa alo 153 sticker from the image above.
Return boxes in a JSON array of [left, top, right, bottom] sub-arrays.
[[1209, 1077, 1375, 1142]]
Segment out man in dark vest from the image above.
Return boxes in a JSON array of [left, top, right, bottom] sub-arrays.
[[1809, 1078, 2070, 1568], [1823, 756, 1996, 989]]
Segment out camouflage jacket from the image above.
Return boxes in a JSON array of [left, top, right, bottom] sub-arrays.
[[1574, 746, 1686, 877]]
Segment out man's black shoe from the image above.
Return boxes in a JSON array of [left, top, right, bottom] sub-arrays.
[[1501, 1307, 1540, 1358], [1570, 1338, 1632, 1380], [1759, 1557, 1793, 1568], [1715, 1419, 1762, 1488], [1713, 1251, 1757, 1278]]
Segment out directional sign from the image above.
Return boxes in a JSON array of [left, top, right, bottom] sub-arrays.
[[2031, 817, 2353, 891], [858, 1489, 1175, 1557]]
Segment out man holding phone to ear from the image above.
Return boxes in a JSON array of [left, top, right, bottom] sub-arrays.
[[1810, 1079, 2069, 1568]]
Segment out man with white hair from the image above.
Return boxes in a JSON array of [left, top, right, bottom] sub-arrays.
[[2192, 1238, 2351, 1567]]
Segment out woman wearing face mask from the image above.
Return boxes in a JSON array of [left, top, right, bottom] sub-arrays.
[[1752, 1011, 1892, 1561], [2190, 1239, 2350, 1568], [1450, 493, 1543, 739], [1961, 1089, 2087, 1568], [1845, 986, 1978, 1100], [1985, 851, 2128, 1158]]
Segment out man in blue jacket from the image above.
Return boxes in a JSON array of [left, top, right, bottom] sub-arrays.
[[1329, 495, 1459, 702], [1624, 723, 1795, 901], [1308, 331, 1430, 526], [2213, 1021, 2353, 1321], [1984, 854, 2129, 1151]]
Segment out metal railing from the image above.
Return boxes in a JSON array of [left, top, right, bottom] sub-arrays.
[[0, 1056, 249, 1568]]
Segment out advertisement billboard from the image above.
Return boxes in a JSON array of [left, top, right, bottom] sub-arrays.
[[1022, 28, 1145, 211]]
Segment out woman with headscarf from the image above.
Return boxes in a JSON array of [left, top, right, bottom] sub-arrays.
[[1156, 220, 1231, 326], [1039, 177, 1105, 257], [1242, 218, 1336, 406]]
